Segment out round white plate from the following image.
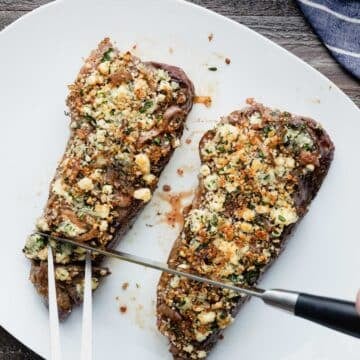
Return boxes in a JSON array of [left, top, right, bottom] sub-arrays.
[[0, 0, 359, 359]]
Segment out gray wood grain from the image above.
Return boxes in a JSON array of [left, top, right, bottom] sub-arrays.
[[0, 326, 40, 359], [0, 0, 299, 14], [0, 0, 50, 11], [0, 0, 358, 359], [0, 10, 27, 28]]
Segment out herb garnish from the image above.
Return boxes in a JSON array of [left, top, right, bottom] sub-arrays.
[[139, 100, 153, 113], [101, 48, 113, 62]]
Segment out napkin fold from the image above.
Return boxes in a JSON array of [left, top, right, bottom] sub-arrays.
[[297, 0, 360, 79]]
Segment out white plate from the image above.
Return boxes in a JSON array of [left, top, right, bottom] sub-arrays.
[[0, 0, 359, 359]]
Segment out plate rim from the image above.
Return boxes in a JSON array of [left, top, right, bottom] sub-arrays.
[[0, 0, 359, 358], [1, 0, 358, 114]]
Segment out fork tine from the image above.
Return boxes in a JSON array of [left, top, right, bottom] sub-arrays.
[[47, 245, 62, 360], [81, 251, 93, 360]]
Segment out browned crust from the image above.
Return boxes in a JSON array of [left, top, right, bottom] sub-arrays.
[[157, 102, 334, 359], [66, 38, 116, 119], [105, 63, 195, 252], [28, 38, 195, 319]]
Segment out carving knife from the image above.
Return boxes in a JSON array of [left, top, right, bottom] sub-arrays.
[[37, 232, 360, 339]]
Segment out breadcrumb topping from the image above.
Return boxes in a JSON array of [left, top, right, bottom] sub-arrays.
[[24, 39, 187, 264], [157, 104, 323, 359]]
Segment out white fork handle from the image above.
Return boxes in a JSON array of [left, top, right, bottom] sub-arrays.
[[47, 245, 62, 360], [81, 251, 93, 360]]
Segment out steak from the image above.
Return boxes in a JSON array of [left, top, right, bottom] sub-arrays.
[[23, 38, 194, 319], [157, 102, 334, 359]]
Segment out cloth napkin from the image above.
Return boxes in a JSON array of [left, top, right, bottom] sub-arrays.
[[297, 0, 360, 79]]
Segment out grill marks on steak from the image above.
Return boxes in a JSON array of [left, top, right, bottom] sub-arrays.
[[24, 38, 194, 319], [157, 103, 334, 359]]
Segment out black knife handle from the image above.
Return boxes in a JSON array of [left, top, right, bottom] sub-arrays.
[[294, 293, 360, 338]]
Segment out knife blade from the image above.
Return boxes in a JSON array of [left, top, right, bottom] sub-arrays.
[[36, 231, 360, 338], [36, 231, 263, 298]]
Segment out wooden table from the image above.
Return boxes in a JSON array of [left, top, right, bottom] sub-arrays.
[[0, 1, 358, 359]]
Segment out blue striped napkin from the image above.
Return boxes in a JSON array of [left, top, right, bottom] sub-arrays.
[[297, 0, 360, 79]]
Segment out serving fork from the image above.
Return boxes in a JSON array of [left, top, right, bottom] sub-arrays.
[[47, 245, 93, 360], [44, 231, 360, 359]]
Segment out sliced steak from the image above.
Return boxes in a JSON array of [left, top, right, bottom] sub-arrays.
[[157, 102, 334, 359], [24, 38, 194, 319]]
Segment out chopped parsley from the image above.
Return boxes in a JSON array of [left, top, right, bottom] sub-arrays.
[[258, 150, 265, 158], [153, 137, 161, 145], [218, 311, 227, 320], [197, 242, 209, 251], [227, 274, 241, 283], [84, 114, 96, 126], [282, 111, 291, 118], [302, 143, 313, 151], [263, 125, 272, 135], [271, 230, 281, 238], [139, 100, 153, 113], [210, 214, 218, 227], [243, 270, 259, 285], [124, 127, 133, 135], [101, 48, 113, 62]]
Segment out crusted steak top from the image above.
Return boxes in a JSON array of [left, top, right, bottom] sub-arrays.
[[23, 38, 194, 319], [157, 102, 334, 359], [24, 38, 193, 264]]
